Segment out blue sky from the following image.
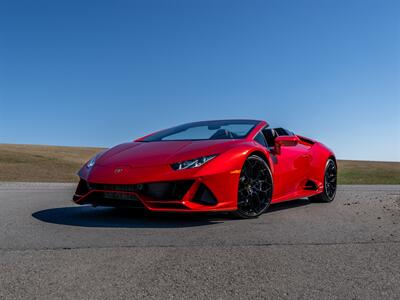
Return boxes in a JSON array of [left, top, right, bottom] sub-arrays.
[[0, 0, 399, 161]]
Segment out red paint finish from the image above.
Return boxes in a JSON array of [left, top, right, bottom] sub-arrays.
[[73, 120, 335, 212]]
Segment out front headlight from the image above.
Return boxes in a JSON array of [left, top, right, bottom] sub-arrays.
[[84, 150, 108, 170], [86, 157, 96, 169], [171, 155, 217, 170]]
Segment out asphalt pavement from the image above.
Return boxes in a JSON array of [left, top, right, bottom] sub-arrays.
[[0, 183, 399, 299]]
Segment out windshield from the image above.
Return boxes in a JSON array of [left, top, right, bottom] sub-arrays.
[[141, 120, 259, 142]]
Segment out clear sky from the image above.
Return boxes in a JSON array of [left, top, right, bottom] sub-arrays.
[[1, 0, 399, 161]]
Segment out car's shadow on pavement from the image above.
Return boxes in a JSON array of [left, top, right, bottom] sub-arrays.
[[32, 198, 311, 228]]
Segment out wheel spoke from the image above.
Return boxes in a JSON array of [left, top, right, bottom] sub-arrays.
[[250, 194, 261, 212]]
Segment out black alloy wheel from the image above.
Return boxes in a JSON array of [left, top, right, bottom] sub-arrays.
[[310, 158, 337, 203], [234, 155, 273, 218]]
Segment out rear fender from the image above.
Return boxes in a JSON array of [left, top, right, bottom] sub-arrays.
[[308, 142, 336, 190]]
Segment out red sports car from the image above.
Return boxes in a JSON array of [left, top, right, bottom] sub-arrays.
[[73, 120, 337, 218]]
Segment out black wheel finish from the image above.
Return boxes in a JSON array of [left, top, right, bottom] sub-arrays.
[[310, 158, 337, 203], [234, 155, 273, 218], [324, 159, 337, 200]]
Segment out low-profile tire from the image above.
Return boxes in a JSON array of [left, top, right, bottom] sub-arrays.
[[309, 158, 337, 203], [233, 155, 273, 219]]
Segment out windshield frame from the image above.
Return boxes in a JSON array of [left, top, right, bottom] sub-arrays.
[[138, 120, 261, 142]]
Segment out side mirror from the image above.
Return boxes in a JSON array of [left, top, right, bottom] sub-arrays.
[[274, 136, 299, 154]]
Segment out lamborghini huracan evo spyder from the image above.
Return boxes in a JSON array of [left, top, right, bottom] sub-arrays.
[[73, 120, 337, 218]]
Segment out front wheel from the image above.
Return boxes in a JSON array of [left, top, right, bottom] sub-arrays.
[[233, 155, 273, 219], [309, 158, 337, 203]]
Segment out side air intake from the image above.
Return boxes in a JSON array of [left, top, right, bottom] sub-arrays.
[[304, 180, 318, 191], [192, 184, 217, 206]]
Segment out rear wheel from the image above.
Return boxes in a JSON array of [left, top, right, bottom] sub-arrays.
[[310, 158, 337, 203], [233, 155, 273, 219]]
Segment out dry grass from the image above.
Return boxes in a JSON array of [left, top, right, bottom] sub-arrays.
[[0, 144, 104, 182], [0, 144, 399, 184]]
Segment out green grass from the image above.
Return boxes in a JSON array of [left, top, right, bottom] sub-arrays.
[[0, 144, 399, 184], [337, 160, 400, 184]]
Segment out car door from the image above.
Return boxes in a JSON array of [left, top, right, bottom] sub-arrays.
[[266, 130, 312, 198]]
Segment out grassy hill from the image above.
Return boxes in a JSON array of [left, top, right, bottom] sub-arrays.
[[0, 144, 399, 184], [0, 144, 103, 182], [337, 160, 400, 184]]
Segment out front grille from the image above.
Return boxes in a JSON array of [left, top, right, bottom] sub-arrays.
[[89, 183, 139, 193], [103, 191, 139, 201], [80, 191, 144, 208], [88, 180, 194, 201]]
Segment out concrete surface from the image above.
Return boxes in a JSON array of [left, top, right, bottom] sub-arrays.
[[0, 183, 399, 299]]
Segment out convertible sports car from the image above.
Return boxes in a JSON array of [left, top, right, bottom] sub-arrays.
[[73, 119, 337, 218]]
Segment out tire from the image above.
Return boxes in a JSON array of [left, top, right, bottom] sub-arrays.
[[309, 158, 337, 203], [233, 155, 273, 219]]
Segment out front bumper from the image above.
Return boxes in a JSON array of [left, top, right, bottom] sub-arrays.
[[73, 171, 239, 212]]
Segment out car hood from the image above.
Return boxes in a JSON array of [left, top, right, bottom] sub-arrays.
[[95, 140, 240, 167]]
